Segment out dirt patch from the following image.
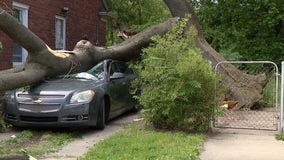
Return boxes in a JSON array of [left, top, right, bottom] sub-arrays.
[[0, 128, 19, 141], [214, 107, 277, 130]]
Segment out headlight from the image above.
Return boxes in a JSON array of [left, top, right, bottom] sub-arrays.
[[69, 90, 95, 104], [3, 92, 15, 102]]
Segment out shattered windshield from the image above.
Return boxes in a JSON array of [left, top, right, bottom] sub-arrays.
[[74, 72, 98, 80], [87, 61, 105, 80], [58, 61, 105, 80], [58, 72, 98, 80]]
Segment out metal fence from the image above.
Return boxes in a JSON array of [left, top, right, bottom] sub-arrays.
[[214, 61, 280, 131]]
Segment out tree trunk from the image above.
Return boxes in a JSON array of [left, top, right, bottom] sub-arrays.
[[164, 0, 268, 109], [0, 0, 268, 109]]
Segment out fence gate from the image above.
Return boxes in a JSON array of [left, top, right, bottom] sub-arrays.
[[214, 61, 280, 131]]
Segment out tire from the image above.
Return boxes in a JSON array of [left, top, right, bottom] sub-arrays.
[[132, 103, 140, 113], [96, 99, 105, 130]]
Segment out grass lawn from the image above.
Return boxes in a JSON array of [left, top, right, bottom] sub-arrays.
[[80, 122, 205, 160]]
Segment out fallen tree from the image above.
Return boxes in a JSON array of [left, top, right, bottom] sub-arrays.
[[0, 0, 268, 109]]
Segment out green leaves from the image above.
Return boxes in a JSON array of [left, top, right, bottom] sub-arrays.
[[132, 16, 223, 132], [106, 0, 171, 45], [196, 0, 284, 64]]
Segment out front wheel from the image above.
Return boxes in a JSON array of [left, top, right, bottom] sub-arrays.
[[132, 103, 140, 112], [96, 99, 105, 129]]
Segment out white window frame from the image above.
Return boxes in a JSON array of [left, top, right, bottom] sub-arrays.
[[55, 16, 66, 50], [12, 2, 29, 67]]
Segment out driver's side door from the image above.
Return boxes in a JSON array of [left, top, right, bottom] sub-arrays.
[[107, 61, 132, 116]]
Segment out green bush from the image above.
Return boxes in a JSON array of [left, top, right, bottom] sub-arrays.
[[0, 116, 6, 131], [276, 133, 284, 141], [132, 16, 224, 132]]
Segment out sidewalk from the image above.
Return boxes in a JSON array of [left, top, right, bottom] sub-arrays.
[[199, 128, 284, 160]]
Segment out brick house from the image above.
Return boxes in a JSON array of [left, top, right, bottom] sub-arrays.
[[0, 0, 109, 70]]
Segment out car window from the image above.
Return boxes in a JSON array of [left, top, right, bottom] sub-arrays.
[[87, 62, 105, 80], [124, 66, 134, 75], [110, 62, 133, 76]]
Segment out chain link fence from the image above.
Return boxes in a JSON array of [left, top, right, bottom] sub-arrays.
[[214, 61, 279, 131]]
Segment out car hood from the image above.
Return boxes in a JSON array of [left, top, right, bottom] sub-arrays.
[[17, 78, 100, 96]]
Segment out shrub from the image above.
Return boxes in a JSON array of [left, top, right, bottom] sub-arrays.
[[0, 117, 6, 131], [276, 133, 284, 141], [132, 16, 224, 132]]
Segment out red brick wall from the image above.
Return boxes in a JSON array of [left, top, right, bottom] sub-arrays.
[[0, 2, 13, 70], [0, 33, 13, 70], [0, 0, 106, 70]]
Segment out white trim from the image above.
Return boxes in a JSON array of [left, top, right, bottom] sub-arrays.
[[12, 2, 29, 27], [12, 2, 29, 67], [55, 16, 66, 50], [281, 62, 284, 133]]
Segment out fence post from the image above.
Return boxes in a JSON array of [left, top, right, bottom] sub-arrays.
[[280, 62, 284, 133]]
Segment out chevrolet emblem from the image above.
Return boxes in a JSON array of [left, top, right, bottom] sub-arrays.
[[34, 99, 42, 104]]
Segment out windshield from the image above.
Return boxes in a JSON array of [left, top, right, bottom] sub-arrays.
[[57, 72, 98, 80], [74, 72, 98, 80], [57, 61, 105, 80], [87, 61, 105, 80]]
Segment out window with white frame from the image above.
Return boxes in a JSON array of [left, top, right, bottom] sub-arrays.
[[55, 16, 66, 50], [12, 2, 29, 67]]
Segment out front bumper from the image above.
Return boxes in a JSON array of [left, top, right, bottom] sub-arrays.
[[2, 101, 97, 128]]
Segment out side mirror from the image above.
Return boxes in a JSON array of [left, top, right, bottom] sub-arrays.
[[110, 72, 124, 80]]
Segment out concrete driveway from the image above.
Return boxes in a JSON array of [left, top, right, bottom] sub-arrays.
[[199, 128, 284, 160]]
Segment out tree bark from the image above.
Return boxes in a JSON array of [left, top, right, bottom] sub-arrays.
[[0, 0, 268, 109], [163, 0, 268, 109], [0, 7, 178, 91]]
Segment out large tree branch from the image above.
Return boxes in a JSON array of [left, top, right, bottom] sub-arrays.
[[94, 17, 180, 62], [0, 7, 74, 75], [0, 8, 46, 54], [0, 63, 47, 91], [0, 64, 25, 75], [0, 7, 179, 92]]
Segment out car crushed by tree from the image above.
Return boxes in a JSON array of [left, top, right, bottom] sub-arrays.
[[2, 59, 139, 129]]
